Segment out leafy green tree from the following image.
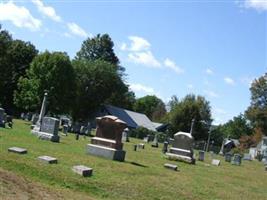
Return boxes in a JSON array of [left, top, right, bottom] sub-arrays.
[[76, 34, 124, 73], [106, 90, 136, 111], [246, 74, 267, 134], [166, 94, 212, 140], [0, 26, 37, 113], [14, 51, 75, 115], [134, 95, 166, 121], [211, 114, 252, 142], [72, 59, 127, 121]]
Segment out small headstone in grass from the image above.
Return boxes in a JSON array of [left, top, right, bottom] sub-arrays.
[[151, 134, 159, 148], [72, 165, 93, 177], [231, 154, 242, 166], [164, 163, 178, 171], [243, 153, 252, 161], [8, 147, 27, 154], [38, 156, 57, 164], [225, 152, 232, 162], [198, 150, 205, 161], [122, 128, 130, 142], [138, 143, 145, 149], [162, 141, 168, 154], [211, 159, 221, 166], [0, 108, 6, 128], [63, 124, 68, 135], [133, 144, 137, 151]]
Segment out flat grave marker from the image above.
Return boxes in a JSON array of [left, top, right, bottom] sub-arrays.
[[8, 147, 27, 154], [38, 155, 58, 164], [211, 159, 221, 166], [72, 165, 93, 177]]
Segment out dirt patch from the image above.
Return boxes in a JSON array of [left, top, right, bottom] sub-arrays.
[[0, 168, 94, 200]]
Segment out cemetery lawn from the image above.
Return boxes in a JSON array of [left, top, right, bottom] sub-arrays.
[[1, 120, 267, 200]]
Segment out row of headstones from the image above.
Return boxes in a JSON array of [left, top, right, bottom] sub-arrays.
[[7, 147, 93, 177], [0, 108, 13, 128]]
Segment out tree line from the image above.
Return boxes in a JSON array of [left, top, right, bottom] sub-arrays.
[[0, 25, 266, 144]]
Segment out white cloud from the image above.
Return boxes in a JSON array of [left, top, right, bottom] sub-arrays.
[[128, 51, 161, 68], [0, 1, 41, 31], [32, 0, 61, 22], [204, 90, 219, 98], [244, 0, 267, 11], [120, 42, 127, 51], [128, 36, 151, 51], [67, 22, 88, 38], [164, 58, 184, 74], [129, 83, 156, 94], [206, 68, 214, 75], [224, 77, 235, 85]]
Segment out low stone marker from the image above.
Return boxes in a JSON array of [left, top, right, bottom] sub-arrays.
[[38, 156, 57, 164], [243, 153, 252, 161], [72, 165, 93, 177], [133, 144, 137, 151], [211, 159, 221, 166], [164, 163, 178, 171], [225, 153, 232, 162], [232, 154, 242, 166], [8, 147, 27, 154], [138, 143, 145, 149]]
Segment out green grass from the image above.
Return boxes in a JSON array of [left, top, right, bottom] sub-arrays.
[[1, 119, 267, 200]]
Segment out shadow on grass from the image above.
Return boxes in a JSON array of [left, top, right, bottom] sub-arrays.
[[127, 161, 148, 168]]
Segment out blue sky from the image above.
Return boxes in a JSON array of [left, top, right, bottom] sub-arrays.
[[0, 0, 266, 124]]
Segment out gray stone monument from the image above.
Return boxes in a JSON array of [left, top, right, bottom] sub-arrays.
[[63, 124, 68, 135], [232, 154, 242, 166], [166, 131, 195, 164], [87, 115, 127, 162], [38, 117, 60, 142], [198, 150, 205, 161], [0, 108, 6, 128], [32, 92, 48, 133]]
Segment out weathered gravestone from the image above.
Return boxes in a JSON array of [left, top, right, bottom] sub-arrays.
[[72, 165, 93, 177], [151, 134, 159, 148], [164, 163, 178, 171], [198, 150, 205, 161], [31, 114, 39, 125], [243, 153, 252, 161], [0, 108, 6, 128], [8, 147, 27, 154], [162, 141, 168, 153], [37, 117, 60, 142], [38, 155, 57, 164], [225, 152, 232, 162], [232, 154, 242, 166], [166, 131, 195, 164], [211, 159, 221, 166], [63, 124, 68, 135], [122, 128, 130, 142], [138, 143, 145, 149], [87, 115, 127, 161]]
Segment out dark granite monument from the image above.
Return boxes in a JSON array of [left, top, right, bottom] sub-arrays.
[[87, 115, 127, 161], [0, 108, 6, 128], [166, 131, 195, 164]]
